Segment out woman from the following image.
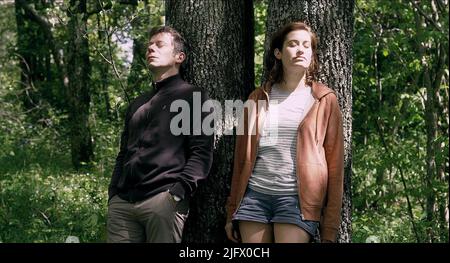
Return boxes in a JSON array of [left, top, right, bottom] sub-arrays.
[[225, 21, 344, 243]]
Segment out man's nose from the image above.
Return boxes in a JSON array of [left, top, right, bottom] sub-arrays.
[[147, 44, 155, 54]]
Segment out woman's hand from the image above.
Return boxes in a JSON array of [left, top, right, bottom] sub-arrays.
[[225, 221, 240, 243]]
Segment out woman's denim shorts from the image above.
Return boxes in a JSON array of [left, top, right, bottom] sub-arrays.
[[232, 187, 319, 237]]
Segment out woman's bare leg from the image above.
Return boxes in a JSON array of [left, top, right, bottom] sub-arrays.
[[273, 223, 310, 243], [239, 221, 273, 243]]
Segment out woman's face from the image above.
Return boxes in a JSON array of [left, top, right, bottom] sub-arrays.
[[275, 29, 313, 72]]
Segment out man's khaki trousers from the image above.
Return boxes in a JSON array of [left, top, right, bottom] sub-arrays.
[[107, 190, 189, 243]]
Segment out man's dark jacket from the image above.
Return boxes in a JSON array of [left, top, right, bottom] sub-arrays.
[[108, 74, 214, 202]]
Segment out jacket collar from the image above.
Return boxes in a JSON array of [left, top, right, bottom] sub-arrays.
[[152, 73, 182, 91]]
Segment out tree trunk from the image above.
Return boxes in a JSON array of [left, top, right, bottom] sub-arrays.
[[434, 41, 449, 243], [14, 0, 65, 113], [424, 64, 437, 242], [96, 14, 112, 120], [15, 0, 38, 111], [414, 5, 448, 242], [66, 0, 94, 169], [262, 0, 354, 242], [165, 0, 254, 243]]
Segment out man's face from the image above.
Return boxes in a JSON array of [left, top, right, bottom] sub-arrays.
[[146, 32, 183, 70]]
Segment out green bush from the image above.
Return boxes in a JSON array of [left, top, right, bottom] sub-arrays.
[[0, 103, 119, 242], [0, 164, 109, 243]]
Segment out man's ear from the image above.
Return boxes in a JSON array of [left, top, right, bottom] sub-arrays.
[[274, 48, 282, 60], [176, 52, 186, 64]]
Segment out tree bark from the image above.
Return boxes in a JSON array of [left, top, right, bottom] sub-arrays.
[[66, 0, 94, 169], [262, 0, 354, 242], [165, 0, 254, 243]]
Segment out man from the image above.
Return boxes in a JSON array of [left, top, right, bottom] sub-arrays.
[[107, 26, 214, 243]]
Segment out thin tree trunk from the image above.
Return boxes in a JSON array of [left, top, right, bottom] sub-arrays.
[[66, 0, 94, 169], [413, 1, 449, 241], [414, 8, 438, 243], [97, 14, 112, 120], [374, 26, 385, 202], [166, 0, 254, 243], [424, 64, 437, 242], [434, 43, 449, 242], [262, 0, 354, 242], [375, 105, 421, 242]]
